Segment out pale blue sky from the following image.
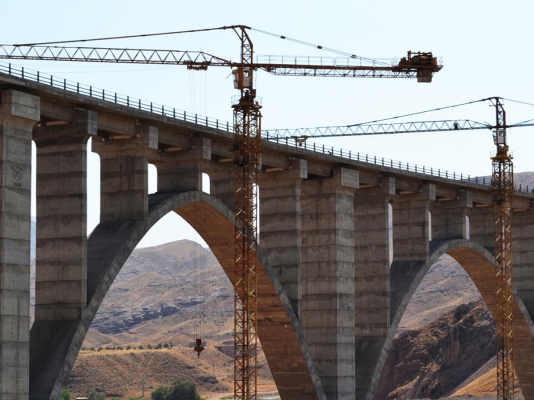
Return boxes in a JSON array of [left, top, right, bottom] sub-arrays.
[[3, 1, 534, 247]]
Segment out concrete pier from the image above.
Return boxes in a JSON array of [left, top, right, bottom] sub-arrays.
[[0, 70, 534, 400], [0, 90, 39, 400], [301, 168, 358, 400]]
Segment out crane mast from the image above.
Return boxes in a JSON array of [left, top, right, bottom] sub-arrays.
[[490, 98, 515, 400], [0, 27, 443, 400], [266, 98, 520, 399], [231, 26, 260, 400]]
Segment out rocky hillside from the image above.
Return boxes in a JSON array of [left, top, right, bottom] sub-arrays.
[[376, 300, 496, 399], [60, 171, 534, 398]]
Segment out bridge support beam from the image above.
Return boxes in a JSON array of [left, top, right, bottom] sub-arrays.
[[206, 162, 235, 211], [392, 184, 435, 261], [92, 125, 158, 222], [151, 138, 211, 193], [0, 90, 39, 400], [430, 190, 472, 241], [353, 178, 395, 400], [259, 159, 307, 316], [32, 109, 97, 321], [301, 168, 358, 400], [468, 206, 495, 253]]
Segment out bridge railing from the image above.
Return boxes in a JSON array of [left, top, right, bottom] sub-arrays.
[[0, 62, 232, 132], [268, 136, 533, 194], [1, 61, 531, 194]]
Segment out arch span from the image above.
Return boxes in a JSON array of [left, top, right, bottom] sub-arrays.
[[367, 239, 534, 400], [30, 191, 326, 400]]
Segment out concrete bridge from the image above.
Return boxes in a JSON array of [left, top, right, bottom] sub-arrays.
[[0, 65, 533, 400]]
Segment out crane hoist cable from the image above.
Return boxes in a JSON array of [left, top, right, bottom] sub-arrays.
[[0, 25, 444, 400]]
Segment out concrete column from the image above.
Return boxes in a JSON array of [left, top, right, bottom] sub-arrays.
[[92, 125, 157, 222], [430, 190, 472, 241], [512, 210, 534, 318], [353, 178, 394, 400], [205, 162, 235, 211], [392, 184, 435, 261], [151, 138, 211, 193], [32, 110, 97, 321], [259, 159, 307, 316], [468, 206, 495, 252], [301, 168, 358, 400], [0, 90, 39, 400]]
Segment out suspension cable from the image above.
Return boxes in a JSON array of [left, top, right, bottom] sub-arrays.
[[250, 27, 391, 66], [14, 25, 247, 46], [501, 97, 534, 107], [347, 98, 488, 127]]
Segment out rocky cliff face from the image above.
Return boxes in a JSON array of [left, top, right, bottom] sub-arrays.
[[375, 300, 496, 399]]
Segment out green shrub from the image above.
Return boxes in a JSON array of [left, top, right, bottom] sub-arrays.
[[151, 379, 201, 400], [88, 392, 106, 400], [147, 344, 153, 349], [139, 345, 144, 350], [97, 347, 102, 352], [126, 345, 131, 350], [163, 343, 169, 348], [61, 389, 71, 400]]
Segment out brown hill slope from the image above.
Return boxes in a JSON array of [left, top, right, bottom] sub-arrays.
[[375, 300, 496, 399]]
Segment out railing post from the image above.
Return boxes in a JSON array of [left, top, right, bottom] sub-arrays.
[[150, 102, 153, 112], [22, 67, 24, 79], [102, 89, 104, 99], [77, 82, 80, 94], [184, 111, 187, 120], [50, 75, 53, 86], [216, 119, 218, 129], [227, 122, 229, 131], [206, 117, 208, 126], [162, 105, 164, 115], [89, 86, 92, 97], [139, 99, 141, 109], [195, 114, 198, 124], [127, 96, 129, 107], [8, 63, 11, 75], [37, 71, 40, 82], [173, 108, 176, 118]]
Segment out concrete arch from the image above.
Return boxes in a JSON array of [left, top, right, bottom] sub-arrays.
[[30, 191, 326, 400], [367, 239, 534, 400]]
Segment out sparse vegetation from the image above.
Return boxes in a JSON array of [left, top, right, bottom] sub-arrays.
[[88, 392, 106, 400], [151, 379, 201, 400], [61, 389, 71, 400]]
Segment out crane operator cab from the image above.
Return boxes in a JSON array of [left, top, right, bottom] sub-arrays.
[[233, 67, 252, 90], [493, 128, 506, 146]]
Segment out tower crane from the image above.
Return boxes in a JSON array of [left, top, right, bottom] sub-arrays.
[[265, 97, 525, 400], [0, 25, 443, 400]]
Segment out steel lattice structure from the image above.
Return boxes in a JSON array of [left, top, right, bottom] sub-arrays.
[[490, 98, 516, 400], [0, 26, 445, 400], [232, 27, 260, 400]]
